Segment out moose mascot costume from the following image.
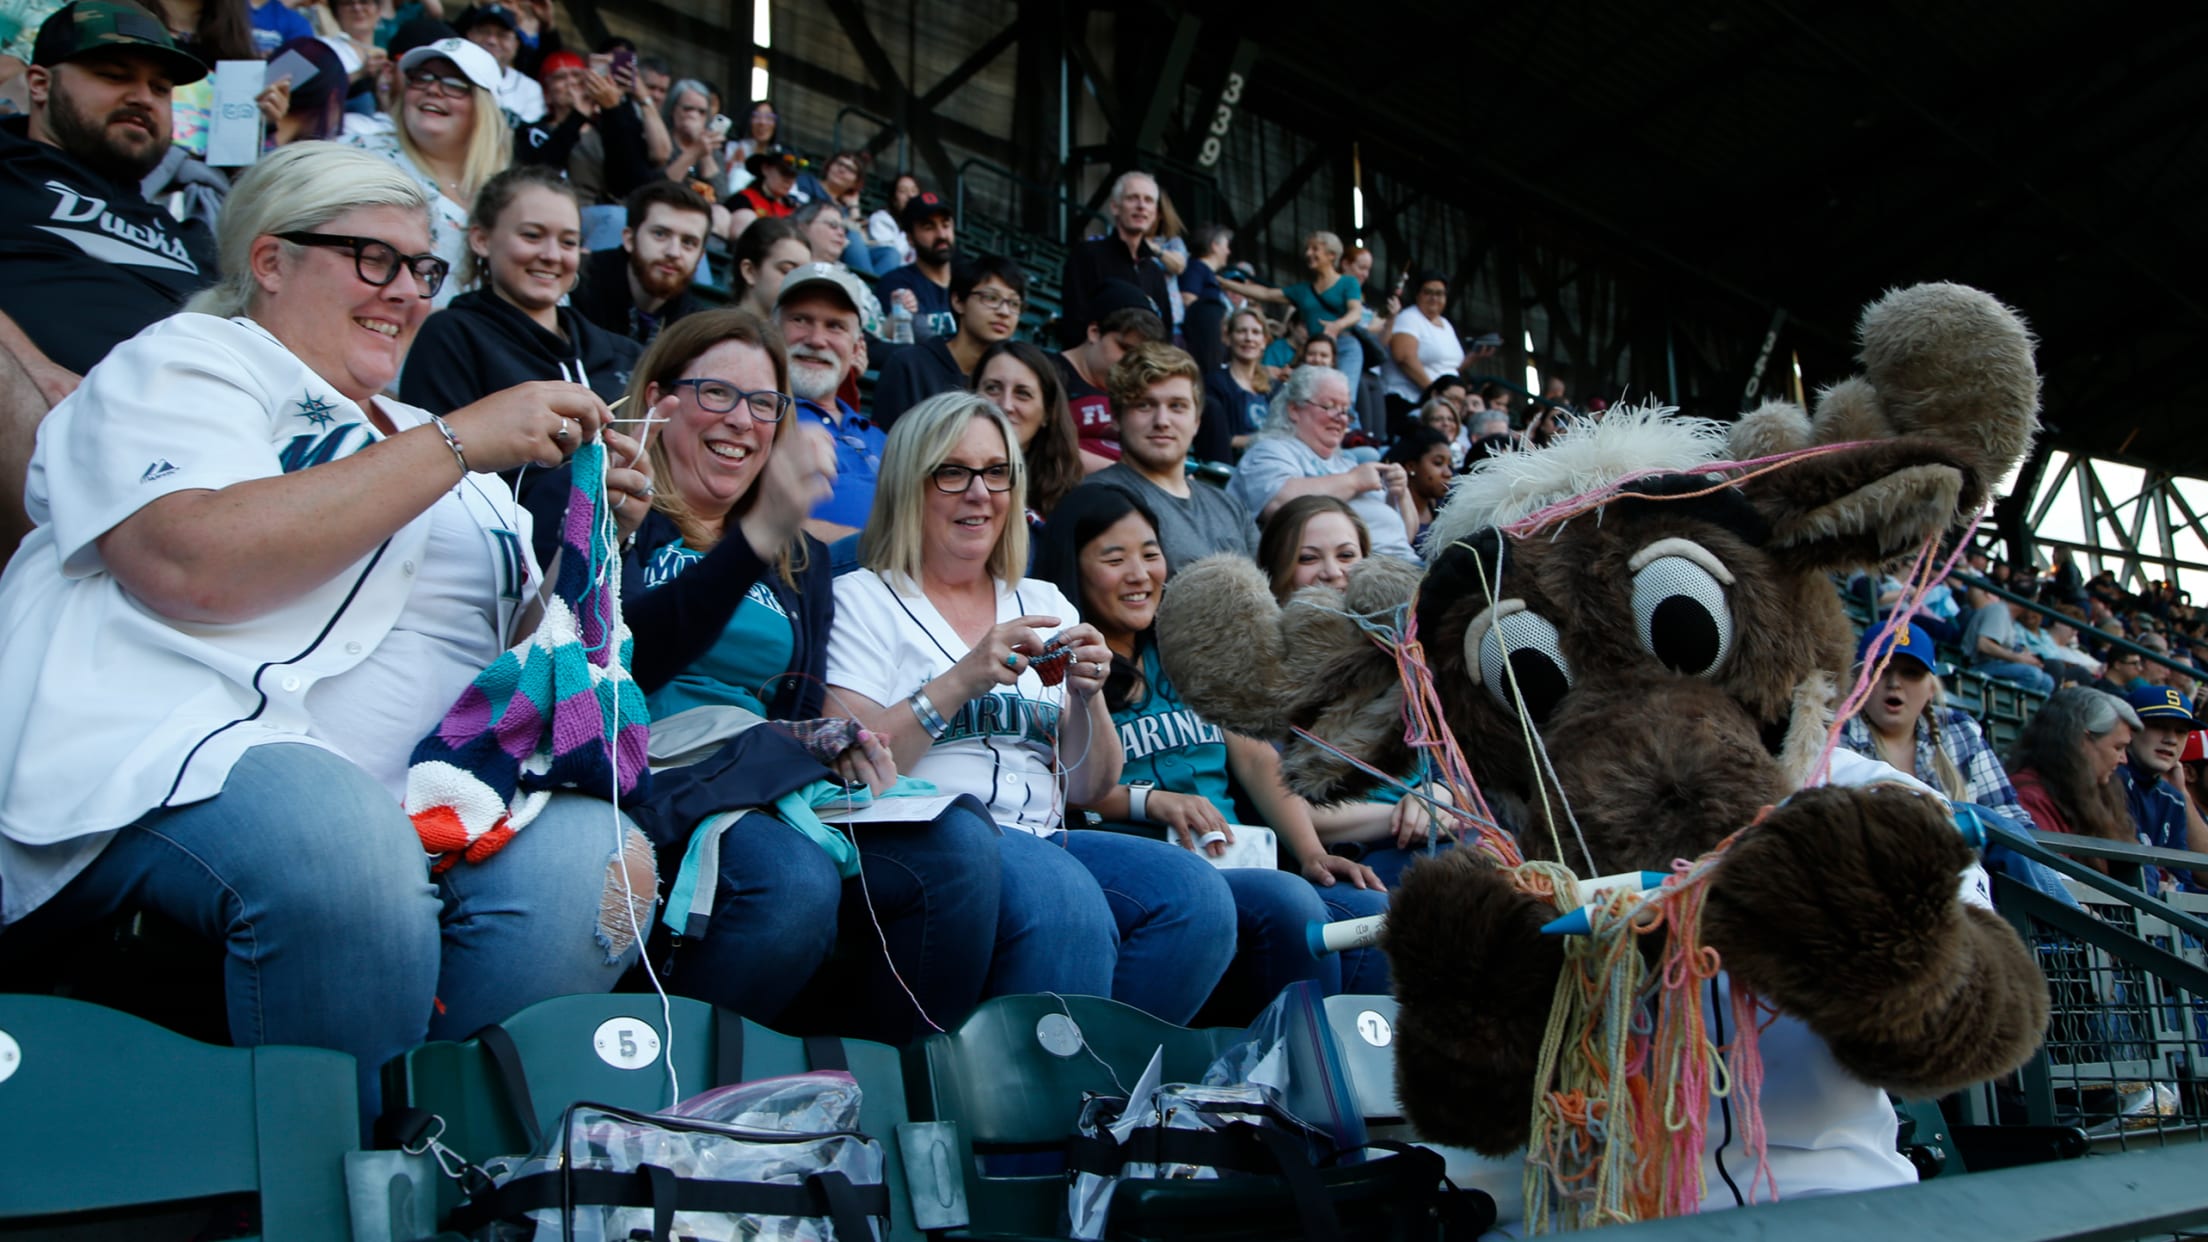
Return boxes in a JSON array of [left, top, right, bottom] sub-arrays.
[[1156, 283, 2051, 1226]]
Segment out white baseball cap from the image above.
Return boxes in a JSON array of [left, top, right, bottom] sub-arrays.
[[398, 37, 502, 94], [777, 262, 885, 338]]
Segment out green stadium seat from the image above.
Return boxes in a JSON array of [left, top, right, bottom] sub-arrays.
[[906, 994, 1465, 1240], [904, 994, 1241, 1238], [381, 993, 926, 1239], [0, 993, 358, 1240]]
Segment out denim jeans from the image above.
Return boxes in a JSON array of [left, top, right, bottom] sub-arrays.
[[986, 824, 1118, 1001], [10, 743, 645, 1131], [1975, 659, 2056, 695], [1199, 870, 1390, 1024], [678, 798, 1002, 1043], [1056, 830, 1238, 1023]]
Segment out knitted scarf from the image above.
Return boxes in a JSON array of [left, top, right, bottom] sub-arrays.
[[405, 441, 651, 870]]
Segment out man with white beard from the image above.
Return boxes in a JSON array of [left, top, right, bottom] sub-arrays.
[[775, 263, 885, 542]]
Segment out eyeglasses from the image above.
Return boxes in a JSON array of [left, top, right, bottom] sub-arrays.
[[964, 289, 1024, 314], [1297, 399, 1354, 419], [277, 231, 449, 297], [668, 378, 791, 421], [931, 462, 1016, 494], [404, 69, 474, 99]]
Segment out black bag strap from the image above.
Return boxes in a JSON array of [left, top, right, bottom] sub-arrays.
[[714, 1006, 745, 1085], [1248, 1123, 1345, 1242], [449, 1164, 893, 1233], [1066, 1125, 1281, 1178], [712, 1013, 850, 1081], [644, 1162, 679, 1242], [804, 1034, 851, 1072], [474, 1023, 543, 1152]]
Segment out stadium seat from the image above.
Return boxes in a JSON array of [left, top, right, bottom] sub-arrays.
[[380, 992, 926, 1239], [903, 994, 1241, 1238], [904, 993, 1467, 1240], [0, 993, 358, 1240]]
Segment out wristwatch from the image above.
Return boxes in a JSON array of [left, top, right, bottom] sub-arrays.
[[1127, 780, 1156, 823]]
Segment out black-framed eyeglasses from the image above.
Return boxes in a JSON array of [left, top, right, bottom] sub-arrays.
[[277, 231, 449, 297], [404, 69, 474, 99], [964, 289, 1024, 314], [668, 378, 791, 422], [931, 463, 1016, 494]]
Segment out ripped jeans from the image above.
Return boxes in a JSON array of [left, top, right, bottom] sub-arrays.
[[10, 743, 649, 1131]]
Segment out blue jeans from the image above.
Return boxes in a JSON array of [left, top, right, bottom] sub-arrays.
[[1202, 870, 1390, 1023], [1975, 659, 2056, 695], [1046, 830, 1237, 1023], [678, 798, 1002, 1044], [9, 744, 645, 1132]]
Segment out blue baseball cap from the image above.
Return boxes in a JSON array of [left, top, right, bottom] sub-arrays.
[[2124, 684, 2199, 728], [1856, 622, 1950, 677]]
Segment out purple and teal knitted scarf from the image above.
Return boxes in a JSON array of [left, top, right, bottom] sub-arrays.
[[405, 441, 651, 870]]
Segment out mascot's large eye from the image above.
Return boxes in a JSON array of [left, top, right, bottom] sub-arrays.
[[1473, 609, 1574, 724], [1630, 554, 1734, 677]]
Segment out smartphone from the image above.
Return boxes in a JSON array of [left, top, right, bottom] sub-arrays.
[[707, 113, 732, 138], [587, 51, 612, 75], [1469, 332, 1503, 349], [609, 47, 636, 80]]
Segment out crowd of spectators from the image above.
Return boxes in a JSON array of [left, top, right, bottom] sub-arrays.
[[12, 0, 2186, 1165]]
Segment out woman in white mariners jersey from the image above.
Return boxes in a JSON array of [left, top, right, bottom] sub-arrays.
[[0, 142, 657, 1131], [826, 391, 1237, 1022]]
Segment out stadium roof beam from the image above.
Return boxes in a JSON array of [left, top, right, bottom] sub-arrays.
[[818, 0, 961, 192]]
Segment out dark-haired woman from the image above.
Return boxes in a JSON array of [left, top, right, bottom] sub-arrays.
[[401, 165, 640, 433], [731, 216, 811, 320], [972, 339, 1084, 525], [1385, 424, 1455, 551], [1037, 486, 1388, 1019]]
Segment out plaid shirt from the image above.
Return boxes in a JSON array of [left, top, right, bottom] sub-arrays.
[[1838, 706, 2021, 813]]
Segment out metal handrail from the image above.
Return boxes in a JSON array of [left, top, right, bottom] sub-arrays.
[[1983, 818, 2208, 942], [1948, 571, 2196, 683], [830, 105, 902, 168], [953, 157, 1103, 244]]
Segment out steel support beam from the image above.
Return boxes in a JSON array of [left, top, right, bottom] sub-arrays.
[[1236, 143, 1329, 245], [1129, 12, 1203, 156], [764, 49, 1020, 174], [819, 0, 960, 193], [916, 20, 1020, 111]]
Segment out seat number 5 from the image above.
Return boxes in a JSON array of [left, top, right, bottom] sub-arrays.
[[591, 1017, 661, 1069]]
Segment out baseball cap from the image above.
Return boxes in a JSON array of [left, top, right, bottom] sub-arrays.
[[2125, 684, 2199, 728], [1856, 622, 1951, 677], [453, 3, 517, 33], [898, 190, 953, 232], [33, 0, 207, 85], [777, 262, 884, 338], [743, 143, 802, 178], [2181, 731, 2207, 765], [538, 50, 586, 80], [399, 37, 502, 94]]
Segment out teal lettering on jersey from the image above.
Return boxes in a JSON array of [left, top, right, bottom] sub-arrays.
[[277, 424, 367, 473], [944, 690, 1062, 746]]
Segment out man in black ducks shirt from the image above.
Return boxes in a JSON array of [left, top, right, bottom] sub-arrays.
[[2, 1, 216, 551], [571, 179, 711, 347]]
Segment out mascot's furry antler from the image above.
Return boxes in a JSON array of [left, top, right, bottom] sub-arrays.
[[1730, 282, 2039, 514], [1155, 553, 1424, 801]]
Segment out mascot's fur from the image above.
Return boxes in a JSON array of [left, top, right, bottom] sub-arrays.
[[1157, 283, 2051, 1166]]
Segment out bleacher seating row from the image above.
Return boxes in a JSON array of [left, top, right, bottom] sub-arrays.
[[0, 989, 1464, 1241]]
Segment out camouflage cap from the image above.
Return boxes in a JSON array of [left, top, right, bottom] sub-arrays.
[[33, 0, 209, 85]]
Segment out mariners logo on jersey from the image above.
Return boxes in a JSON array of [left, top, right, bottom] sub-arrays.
[[295, 394, 340, 427]]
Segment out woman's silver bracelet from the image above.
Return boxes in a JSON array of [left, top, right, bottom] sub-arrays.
[[428, 414, 469, 477], [909, 688, 950, 739]]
